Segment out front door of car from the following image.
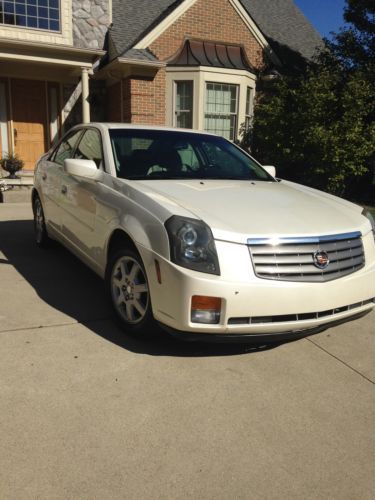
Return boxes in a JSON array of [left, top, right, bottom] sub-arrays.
[[42, 129, 84, 234], [60, 128, 104, 260]]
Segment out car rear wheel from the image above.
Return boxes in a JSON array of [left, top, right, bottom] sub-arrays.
[[33, 195, 50, 248], [106, 247, 157, 338]]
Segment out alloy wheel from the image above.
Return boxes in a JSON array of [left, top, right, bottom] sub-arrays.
[[111, 255, 149, 325]]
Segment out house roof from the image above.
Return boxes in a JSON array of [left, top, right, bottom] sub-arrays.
[[109, 0, 323, 65], [168, 39, 256, 72], [240, 0, 324, 61]]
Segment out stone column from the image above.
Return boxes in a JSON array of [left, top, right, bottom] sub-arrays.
[[81, 67, 90, 123]]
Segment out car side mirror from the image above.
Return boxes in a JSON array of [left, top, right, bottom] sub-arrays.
[[263, 165, 276, 177], [63, 159, 103, 181]]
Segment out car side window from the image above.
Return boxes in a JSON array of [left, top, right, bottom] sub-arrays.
[[73, 129, 104, 169], [53, 129, 83, 166]]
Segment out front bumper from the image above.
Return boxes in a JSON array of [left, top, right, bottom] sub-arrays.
[[139, 232, 375, 339], [161, 310, 372, 343]]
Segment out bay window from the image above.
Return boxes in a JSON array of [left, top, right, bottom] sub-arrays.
[[204, 83, 238, 141], [175, 81, 193, 129], [167, 67, 256, 142]]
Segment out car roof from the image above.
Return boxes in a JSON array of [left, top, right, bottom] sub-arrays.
[[75, 123, 220, 137]]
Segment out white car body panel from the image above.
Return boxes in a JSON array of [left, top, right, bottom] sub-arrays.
[[33, 123, 375, 340], [132, 179, 369, 243]]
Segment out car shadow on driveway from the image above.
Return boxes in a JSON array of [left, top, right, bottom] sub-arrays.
[[0, 219, 286, 357]]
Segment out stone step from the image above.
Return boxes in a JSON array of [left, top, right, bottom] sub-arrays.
[[0, 185, 33, 203]]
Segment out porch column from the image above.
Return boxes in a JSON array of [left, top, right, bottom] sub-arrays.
[[81, 67, 90, 123]]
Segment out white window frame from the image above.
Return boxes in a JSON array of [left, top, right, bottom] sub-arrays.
[[173, 80, 194, 129], [204, 82, 239, 141], [245, 86, 254, 131], [0, 0, 71, 45], [166, 66, 256, 141]]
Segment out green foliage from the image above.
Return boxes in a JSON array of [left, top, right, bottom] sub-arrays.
[[242, 0, 375, 198]]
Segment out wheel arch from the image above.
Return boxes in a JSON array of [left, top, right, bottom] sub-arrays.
[[106, 229, 139, 263]]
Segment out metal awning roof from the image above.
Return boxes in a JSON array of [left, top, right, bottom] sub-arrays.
[[167, 39, 256, 73]]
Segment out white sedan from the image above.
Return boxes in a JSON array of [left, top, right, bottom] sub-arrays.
[[32, 124, 375, 342]]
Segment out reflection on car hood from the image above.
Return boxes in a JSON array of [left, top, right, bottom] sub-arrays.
[[136, 179, 366, 244]]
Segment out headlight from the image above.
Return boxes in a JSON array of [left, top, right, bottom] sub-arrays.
[[165, 216, 220, 275], [362, 209, 375, 242]]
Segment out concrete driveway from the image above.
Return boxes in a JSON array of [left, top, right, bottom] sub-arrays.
[[0, 203, 374, 500]]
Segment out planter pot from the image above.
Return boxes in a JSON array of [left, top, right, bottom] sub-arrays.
[[6, 171, 21, 179]]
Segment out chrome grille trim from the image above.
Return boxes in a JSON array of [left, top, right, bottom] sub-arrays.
[[227, 299, 375, 325], [247, 231, 362, 246], [248, 232, 365, 282]]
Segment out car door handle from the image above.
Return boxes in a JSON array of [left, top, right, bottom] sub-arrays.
[[42, 173, 47, 181], [61, 185, 67, 195]]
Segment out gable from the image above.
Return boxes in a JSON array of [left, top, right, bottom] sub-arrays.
[[147, 0, 267, 69], [110, 0, 182, 58], [109, 0, 323, 67]]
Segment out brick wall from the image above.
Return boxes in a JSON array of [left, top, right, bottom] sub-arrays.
[[150, 0, 264, 68], [116, 0, 264, 126]]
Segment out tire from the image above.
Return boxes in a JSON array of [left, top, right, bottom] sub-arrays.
[[33, 195, 50, 248], [105, 247, 157, 338]]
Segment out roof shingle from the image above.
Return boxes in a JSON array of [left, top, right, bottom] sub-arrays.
[[109, 0, 323, 64]]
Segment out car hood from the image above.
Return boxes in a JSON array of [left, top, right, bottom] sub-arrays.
[[136, 179, 367, 244]]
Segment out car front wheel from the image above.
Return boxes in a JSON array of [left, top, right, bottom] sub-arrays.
[[106, 247, 157, 338]]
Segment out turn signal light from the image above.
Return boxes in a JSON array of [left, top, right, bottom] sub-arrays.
[[191, 295, 221, 324]]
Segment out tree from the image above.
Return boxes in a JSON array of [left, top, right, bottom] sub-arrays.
[[332, 0, 375, 71], [243, 0, 375, 199]]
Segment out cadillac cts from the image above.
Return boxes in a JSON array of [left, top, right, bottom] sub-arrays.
[[32, 124, 375, 342]]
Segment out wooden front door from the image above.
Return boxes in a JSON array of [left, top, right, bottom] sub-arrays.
[[11, 79, 47, 170]]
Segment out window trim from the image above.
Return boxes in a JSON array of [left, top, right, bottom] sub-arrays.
[[173, 80, 194, 129], [0, 0, 71, 46], [73, 127, 106, 171], [0, 0, 61, 33], [204, 81, 239, 142], [245, 86, 254, 132], [49, 127, 84, 164]]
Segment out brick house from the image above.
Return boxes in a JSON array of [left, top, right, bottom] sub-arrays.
[[0, 0, 322, 171]]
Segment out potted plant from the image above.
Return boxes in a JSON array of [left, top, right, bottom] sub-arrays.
[[0, 153, 24, 179]]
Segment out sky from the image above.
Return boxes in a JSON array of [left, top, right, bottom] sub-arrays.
[[294, 0, 348, 39]]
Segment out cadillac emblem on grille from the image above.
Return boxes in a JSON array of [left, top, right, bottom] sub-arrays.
[[313, 251, 330, 269]]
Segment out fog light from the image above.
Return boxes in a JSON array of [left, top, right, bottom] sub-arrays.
[[191, 295, 221, 324]]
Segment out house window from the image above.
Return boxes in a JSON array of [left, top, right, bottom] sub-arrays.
[[0, 0, 60, 31], [204, 83, 238, 141], [175, 81, 193, 129], [245, 86, 254, 131]]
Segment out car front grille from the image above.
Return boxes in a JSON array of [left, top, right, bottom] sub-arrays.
[[248, 231, 364, 282]]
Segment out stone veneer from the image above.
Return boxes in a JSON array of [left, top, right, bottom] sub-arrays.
[[72, 0, 110, 49]]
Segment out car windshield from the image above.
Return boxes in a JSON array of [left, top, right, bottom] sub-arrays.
[[109, 129, 274, 182]]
